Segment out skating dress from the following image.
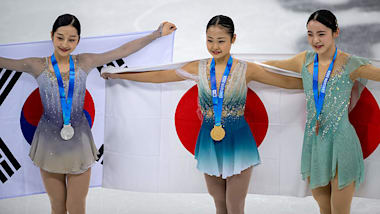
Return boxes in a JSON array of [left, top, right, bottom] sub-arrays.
[[29, 56, 98, 174], [301, 51, 370, 189], [179, 59, 261, 178]]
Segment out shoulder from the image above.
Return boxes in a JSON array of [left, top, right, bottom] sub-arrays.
[[74, 53, 95, 73], [75, 53, 90, 64], [294, 51, 308, 63], [346, 52, 370, 65], [341, 51, 371, 72], [28, 57, 48, 74], [300, 50, 316, 66], [245, 60, 260, 71], [182, 60, 202, 75]]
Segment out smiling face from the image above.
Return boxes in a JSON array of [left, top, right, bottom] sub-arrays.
[[206, 25, 235, 60], [51, 25, 79, 57], [307, 20, 339, 55]]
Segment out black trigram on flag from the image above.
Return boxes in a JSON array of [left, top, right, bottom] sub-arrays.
[[0, 68, 22, 183], [0, 138, 21, 183], [0, 68, 22, 106], [96, 58, 128, 73], [95, 58, 126, 165], [97, 144, 104, 165]]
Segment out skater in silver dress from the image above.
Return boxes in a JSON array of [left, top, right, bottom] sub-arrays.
[[0, 14, 176, 214]]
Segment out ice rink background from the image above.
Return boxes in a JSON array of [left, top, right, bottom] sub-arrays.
[[0, 0, 380, 213]]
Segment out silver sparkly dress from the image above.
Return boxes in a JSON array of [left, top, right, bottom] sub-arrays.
[[29, 56, 98, 174]]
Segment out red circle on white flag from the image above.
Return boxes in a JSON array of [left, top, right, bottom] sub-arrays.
[[175, 86, 269, 155], [349, 87, 380, 159]]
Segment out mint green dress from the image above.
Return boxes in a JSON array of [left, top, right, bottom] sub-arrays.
[[301, 51, 370, 190]]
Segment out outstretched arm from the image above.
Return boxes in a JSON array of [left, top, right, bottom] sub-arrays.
[[351, 64, 380, 82], [79, 22, 177, 72], [102, 61, 199, 83], [246, 61, 303, 89], [263, 51, 306, 73], [0, 57, 44, 77]]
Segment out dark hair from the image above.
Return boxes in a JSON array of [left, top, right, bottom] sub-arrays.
[[206, 15, 235, 40], [307, 9, 338, 32], [52, 14, 81, 36]]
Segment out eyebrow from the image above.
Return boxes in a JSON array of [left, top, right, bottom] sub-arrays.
[[56, 33, 78, 38], [307, 30, 327, 33], [207, 36, 226, 39]]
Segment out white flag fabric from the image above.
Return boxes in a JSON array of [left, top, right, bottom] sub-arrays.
[[0, 31, 175, 199], [102, 54, 380, 199]]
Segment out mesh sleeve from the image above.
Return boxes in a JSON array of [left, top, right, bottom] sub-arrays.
[[0, 56, 46, 78], [348, 55, 371, 112], [175, 68, 199, 81], [76, 31, 160, 73]]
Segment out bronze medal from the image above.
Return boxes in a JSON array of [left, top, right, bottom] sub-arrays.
[[210, 125, 225, 141], [315, 120, 320, 136]]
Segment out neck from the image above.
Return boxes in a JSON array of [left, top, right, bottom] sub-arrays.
[[53, 51, 70, 64], [318, 46, 336, 63], [214, 54, 231, 64]]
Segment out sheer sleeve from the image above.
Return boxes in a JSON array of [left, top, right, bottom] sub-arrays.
[[263, 51, 307, 73], [76, 31, 160, 73], [347, 55, 372, 112], [0, 56, 46, 78], [175, 61, 199, 82], [175, 68, 199, 81]]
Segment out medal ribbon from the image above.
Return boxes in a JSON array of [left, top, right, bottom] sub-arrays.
[[313, 48, 337, 120], [51, 54, 75, 126], [210, 56, 233, 126]]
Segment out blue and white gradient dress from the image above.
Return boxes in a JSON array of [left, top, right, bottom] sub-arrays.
[[179, 59, 261, 178]]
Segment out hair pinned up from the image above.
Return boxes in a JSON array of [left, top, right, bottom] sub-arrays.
[[52, 14, 81, 37], [307, 9, 338, 32], [206, 15, 235, 40]]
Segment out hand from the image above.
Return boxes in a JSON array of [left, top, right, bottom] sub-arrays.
[[101, 66, 119, 80], [101, 72, 114, 80], [158, 21, 177, 37]]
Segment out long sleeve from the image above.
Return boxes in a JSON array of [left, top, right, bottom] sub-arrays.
[[76, 31, 160, 73], [0, 57, 45, 77], [263, 51, 307, 73]]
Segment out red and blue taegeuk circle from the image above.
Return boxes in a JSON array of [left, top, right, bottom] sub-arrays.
[[20, 88, 95, 144]]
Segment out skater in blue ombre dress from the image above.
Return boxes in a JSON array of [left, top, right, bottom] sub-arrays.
[[194, 58, 261, 179], [102, 15, 303, 214]]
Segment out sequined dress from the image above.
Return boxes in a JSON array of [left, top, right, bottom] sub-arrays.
[[301, 51, 370, 189], [29, 56, 98, 174], [179, 59, 261, 178]]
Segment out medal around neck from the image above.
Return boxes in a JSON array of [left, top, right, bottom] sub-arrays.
[[51, 54, 76, 141], [61, 124, 74, 140], [209, 56, 233, 141], [312, 48, 337, 136], [210, 125, 225, 141], [315, 120, 320, 135]]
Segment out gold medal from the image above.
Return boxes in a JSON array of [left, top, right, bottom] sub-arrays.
[[210, 125, 225, 141], [315, 120, 320, 136]]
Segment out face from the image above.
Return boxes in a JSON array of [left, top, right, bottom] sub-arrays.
[[206, 25, 235, 60], [51, 25, 79, 57], [307, 20, 339, 55]]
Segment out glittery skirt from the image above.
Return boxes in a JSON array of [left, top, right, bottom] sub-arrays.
[[301, 117, 364, 190], [29, 114, 99, 174], [194, 116, 261, 178]]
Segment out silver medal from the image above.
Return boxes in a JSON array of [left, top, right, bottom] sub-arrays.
[[60, 124, 74, 140]]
